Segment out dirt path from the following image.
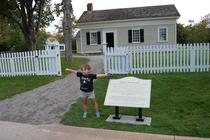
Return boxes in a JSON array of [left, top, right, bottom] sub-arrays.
[[0, 55, 104, 124]]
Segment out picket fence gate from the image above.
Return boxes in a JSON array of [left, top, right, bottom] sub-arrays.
[[0, 47, 61, 77], [103, 43, 210, 74]]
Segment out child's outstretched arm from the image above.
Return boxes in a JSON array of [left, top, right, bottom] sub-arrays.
[[97, 73, 111, 78], [65, 68, 77, 74]]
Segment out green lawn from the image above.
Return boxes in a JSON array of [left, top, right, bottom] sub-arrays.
[[61, 72, 210, 138], [0, 57, 89, 100]]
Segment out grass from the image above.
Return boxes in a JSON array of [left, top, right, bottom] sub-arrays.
[[60, 50, 77, 57], [61, 72, 210, 138], [0, 57, 89, 100]]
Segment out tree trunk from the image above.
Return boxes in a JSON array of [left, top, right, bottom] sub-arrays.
[[23, 31, 37, 51], [20, 16, 37, 51], [63, 0, 72, 62]]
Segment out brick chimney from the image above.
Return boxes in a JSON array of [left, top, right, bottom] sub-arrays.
[[87, 3, 93, 13]]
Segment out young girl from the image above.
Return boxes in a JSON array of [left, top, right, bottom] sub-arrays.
[[65, 64, 110, 118]]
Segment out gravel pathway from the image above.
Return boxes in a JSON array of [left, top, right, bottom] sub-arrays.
[[0, 55, 104, 125]]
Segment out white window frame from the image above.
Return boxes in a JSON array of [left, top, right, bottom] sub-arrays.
[[132, 29, 140, 43], [90, 31, 98, 45], [158, 27, 168, 42]]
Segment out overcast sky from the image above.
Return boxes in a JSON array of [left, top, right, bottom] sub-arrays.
[[47, 0, 210, 33]]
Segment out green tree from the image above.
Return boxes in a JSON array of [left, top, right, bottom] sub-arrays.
[[36, 29, 49, 50], [0, 0, 54, 51], [0, 18, 25, 52], [54, 33, 64, 43], [9, 26, 25, 52], [177, 23, 188, 44], [54, 16, 77, 35], [0, 18, 10, 45], [177, 21, 210, 44], [207, 28, 210, 43], [192, 21, 209, 43]]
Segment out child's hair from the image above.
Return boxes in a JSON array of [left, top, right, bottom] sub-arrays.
[[81, 64, 91, 71]]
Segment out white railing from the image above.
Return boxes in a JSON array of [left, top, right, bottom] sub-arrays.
[[103, 43, 210, 74], [0, 47, 61, 77]]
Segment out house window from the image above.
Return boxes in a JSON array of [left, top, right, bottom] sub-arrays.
[[158, 27, 168, 42], [90, 32, 97, 45], [128, 29, 144, 43], [132, 30, 140, 42], [86, 31, 101, 45]]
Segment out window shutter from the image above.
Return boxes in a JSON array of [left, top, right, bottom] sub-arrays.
[[128, 30, 132, 43], [86, 32, 90, 45], [140, 29, 144, 43], [97, 32, 101, 44]]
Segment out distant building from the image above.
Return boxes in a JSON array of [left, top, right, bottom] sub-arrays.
[[202, 13, 210, 28], [45, 39, 65, 51]]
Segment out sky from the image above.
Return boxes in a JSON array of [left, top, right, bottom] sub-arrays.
[[46, 0, 210, 33]]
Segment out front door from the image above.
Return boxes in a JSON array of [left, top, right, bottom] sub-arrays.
[[106, 33, 114, 48]]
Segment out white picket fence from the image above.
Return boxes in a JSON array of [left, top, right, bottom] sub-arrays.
[[0, 47, 61, 77], [103, 43, 210, 74]]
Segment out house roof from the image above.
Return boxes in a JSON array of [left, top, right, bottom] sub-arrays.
[[77, 4, 180, 23]]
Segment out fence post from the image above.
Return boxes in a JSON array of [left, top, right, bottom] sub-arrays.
[[102, 42, 108, 73], [207, 43, 210, 71], [10, 53, 15, 76], [54, 46, 62, 76], [129, 46, 133, 74], [190, 45, 196, 72], [34, 50, 39, 75]]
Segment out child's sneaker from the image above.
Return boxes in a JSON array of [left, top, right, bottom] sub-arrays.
[[83, 112, 87, 118], [96, 112, 100, 118]]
